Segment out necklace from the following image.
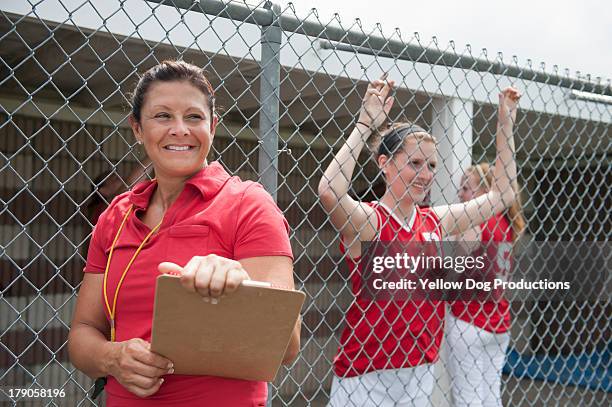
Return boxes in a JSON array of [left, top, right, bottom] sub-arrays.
[[102, 205, 163, 341]]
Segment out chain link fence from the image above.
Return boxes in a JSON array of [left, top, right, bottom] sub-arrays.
[[1, 0, 610, 405]]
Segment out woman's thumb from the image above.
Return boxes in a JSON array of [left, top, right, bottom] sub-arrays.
[[158, 262, 183, 276]]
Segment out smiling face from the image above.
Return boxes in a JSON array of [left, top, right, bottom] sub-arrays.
[[379, 137, 438, 203], [458, 170, 487, 202], [129, 80, 217, 181]]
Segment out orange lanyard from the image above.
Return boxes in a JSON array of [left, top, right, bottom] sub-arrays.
[[103, 205, 163, 342]]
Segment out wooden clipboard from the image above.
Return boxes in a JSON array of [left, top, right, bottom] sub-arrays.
[[150, 274, 305, 382]]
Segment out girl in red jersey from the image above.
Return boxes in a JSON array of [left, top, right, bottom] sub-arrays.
[[318, 75, 521, 406], [446, 163, 525, 407]]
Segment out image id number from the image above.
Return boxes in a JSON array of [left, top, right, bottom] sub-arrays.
[[8, 388, 66, 398]]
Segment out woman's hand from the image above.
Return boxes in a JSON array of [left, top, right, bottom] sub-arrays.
[[498, 86, 521, 127], [158, 255, 250, 303], [357, 73, 395, 130], [106, 338, 173, 398]]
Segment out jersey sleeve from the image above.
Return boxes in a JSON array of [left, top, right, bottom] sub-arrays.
[[233, 183, 293, 260], [83, 208, 112, 274], [83, 195, 126, 274], [482, 214, 512, 242]]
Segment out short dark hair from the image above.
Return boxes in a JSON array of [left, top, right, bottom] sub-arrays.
[[130, 60, 215, 123]]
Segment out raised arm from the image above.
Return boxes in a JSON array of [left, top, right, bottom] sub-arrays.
[[434, 87, 521, 236], [317, 75, 394, 245]]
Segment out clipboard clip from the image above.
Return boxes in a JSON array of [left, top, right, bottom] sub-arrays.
[[159, 275, 291, 291], [241, 280, 272, 288]]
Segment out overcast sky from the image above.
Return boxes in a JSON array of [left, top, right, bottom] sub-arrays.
[[276, 0, 611, 82]]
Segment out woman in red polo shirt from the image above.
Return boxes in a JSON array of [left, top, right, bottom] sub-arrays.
[[68, 60, 299, 406], [446, 163, 525, 407], [318, 75, 521, 406]]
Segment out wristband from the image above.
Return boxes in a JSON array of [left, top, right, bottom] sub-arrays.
[[356, 121, 376, 132]]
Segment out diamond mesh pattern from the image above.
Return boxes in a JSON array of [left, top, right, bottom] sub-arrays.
[[0, 1, 610, 406]]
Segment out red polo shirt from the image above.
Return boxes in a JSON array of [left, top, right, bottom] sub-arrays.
[[84, 161, 293, 406]]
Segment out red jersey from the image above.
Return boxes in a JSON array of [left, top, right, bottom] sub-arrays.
[[84, 162, 293, 406], [334, 202, 445, 378], [450, 213, 513, 333]]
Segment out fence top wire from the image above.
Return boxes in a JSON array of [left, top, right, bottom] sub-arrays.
[[148, 0, 611, 96]]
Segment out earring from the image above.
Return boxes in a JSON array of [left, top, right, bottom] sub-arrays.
[[134, 140, 144, 159]]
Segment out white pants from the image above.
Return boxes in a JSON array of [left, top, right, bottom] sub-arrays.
[[445, 315, 510, 407], [328, 365, 434, 407]]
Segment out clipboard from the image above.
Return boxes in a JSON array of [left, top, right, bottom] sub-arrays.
[[150, 274, 305, 382]]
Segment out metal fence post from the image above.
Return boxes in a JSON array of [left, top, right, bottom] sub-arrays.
[[259, 2, 282, 405], [258, 1, 282, 202], [430, 96, 474, 206]]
